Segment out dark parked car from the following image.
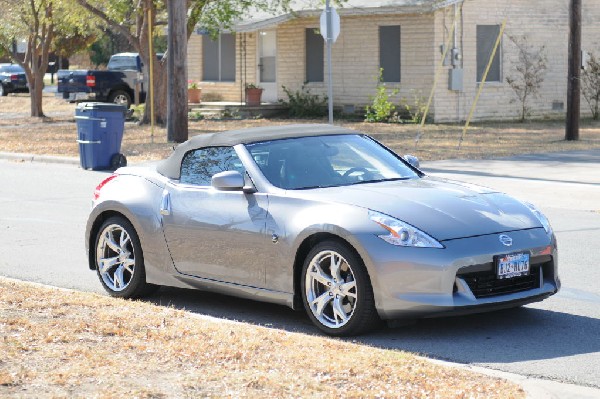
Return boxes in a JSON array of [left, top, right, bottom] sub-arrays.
[[0, 63, 28, 96], [85, 124, 559, 336]]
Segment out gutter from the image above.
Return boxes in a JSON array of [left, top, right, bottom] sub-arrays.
[[230, 0, 464, 33]]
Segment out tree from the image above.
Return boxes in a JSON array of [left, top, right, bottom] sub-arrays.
[[0, 0, 96, 117], [0, 0, 56, 117], [505, 35, 547, 122], [582, 52, 600, 120]]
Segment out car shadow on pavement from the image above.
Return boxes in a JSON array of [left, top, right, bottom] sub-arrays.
[[361, 306, 600, 364], [147, 286, 600, 364]]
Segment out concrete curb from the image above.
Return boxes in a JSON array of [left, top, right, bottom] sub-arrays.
[[0, 151, 79, 166], [427, 358, 600, 399]]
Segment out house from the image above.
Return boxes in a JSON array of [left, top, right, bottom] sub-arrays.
[[187, 0, 600, 122]]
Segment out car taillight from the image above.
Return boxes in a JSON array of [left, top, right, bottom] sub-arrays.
[[93, 174, 117, 201], [10, 74, 18, 81], [86, 75, 96, 87]]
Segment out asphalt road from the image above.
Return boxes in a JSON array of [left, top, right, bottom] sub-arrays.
[[0, 151, 599, 396]]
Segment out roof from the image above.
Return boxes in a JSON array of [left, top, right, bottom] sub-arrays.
[[232, 0, 462, 32], [156, 124, 359, 179]]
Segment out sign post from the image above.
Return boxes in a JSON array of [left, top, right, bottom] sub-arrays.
[[320, 1, 340, 124]]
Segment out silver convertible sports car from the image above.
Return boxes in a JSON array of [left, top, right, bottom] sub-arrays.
[[85, 124, 560, 336]]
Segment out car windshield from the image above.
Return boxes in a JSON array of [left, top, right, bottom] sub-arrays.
[[0, 65, 24, 73], [246, 134, 419, 190]]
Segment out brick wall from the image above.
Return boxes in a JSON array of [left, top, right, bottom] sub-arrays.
[[188, 32, 257, 103], [434, 0, 600, 122], [277, 14, 436, 111]]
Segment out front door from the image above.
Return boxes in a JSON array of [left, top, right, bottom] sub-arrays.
[[258, 30, 277, 102], [162, 185, 270, 288], [160, 146, 270, 288]]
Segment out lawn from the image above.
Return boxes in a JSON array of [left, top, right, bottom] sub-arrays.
[[0, 277, 524, 398], [1, 93, 600, 165]]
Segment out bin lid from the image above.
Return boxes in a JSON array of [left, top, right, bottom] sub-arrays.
[[76, 102, 126, 113]]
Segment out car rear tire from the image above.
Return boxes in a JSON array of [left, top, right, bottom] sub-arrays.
[[301, 240, 380, 336], [94, 216, 157, 298], [108, 90, 131, 108], [0, 84, 6, 96]]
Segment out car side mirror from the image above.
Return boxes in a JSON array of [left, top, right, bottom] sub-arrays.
[[211, 171, 245, 191], [404, 154, 420, 169], [212, 171, 257, 193]]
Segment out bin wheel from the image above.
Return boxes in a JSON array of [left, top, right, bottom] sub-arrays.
[[110, 153, 127, 170]]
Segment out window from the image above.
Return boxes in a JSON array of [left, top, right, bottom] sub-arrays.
[[202, 33, 236, 82], [180, 147, 245, 186], [476, 25, 501, 82], [379, 25, 401, 83], [306, 28, 324, 83]]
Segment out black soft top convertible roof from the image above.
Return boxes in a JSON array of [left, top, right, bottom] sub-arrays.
[[156, 124, 358, 179]]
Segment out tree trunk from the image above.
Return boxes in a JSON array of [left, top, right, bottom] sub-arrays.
[[137, 0, 168, 126], [20, 0, 54, 118], [167, 0, 189, 143], [566, 0, 581, 141], [30, 74, 45, 117]]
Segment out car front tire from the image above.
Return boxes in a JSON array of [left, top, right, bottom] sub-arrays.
[[94, 216, 156, 298], [0, 84, 6, 96], [301, 240, 380, 336]]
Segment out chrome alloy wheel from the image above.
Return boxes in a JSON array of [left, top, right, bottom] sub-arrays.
[[305, 250, 358, 329], [96, 223, 136, 292]]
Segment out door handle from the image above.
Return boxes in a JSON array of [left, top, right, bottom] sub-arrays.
[[160, 190, 171, 216]]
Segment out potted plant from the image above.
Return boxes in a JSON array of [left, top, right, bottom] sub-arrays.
[[245, 83, 263, 106], [188, 81, 202, 103]]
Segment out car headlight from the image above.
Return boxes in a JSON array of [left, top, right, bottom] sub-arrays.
[[524, 202, 553, 234], [369, 210, 443, 248]]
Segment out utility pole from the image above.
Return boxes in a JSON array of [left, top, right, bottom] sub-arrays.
[[566, 0, 581, 141], [325, 0, 333, 124], [167, 0, 189, 143]]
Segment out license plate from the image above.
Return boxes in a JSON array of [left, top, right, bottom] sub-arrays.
[[496, 252, 530, 279]]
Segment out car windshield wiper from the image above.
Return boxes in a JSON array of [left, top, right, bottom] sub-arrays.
[[347, 177, 412, 186], [295, 184, 340, 190]]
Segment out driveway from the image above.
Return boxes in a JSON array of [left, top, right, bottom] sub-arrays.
[[0, 150, 599, 396]]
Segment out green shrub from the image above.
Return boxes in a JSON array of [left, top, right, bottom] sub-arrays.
[[401, 91, 428, 124], [364, 68, 399, 123], [280, 85, 328, 118]]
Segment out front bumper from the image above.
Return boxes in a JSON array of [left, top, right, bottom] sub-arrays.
[[355, 228, 559, 320]]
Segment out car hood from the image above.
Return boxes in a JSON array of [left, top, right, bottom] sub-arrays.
[[292, 177, 541, 241]]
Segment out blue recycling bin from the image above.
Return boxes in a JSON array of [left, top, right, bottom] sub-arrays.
[[75, 102, 127, 170]]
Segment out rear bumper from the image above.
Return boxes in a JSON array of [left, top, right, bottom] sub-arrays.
[[3, 82, 28, 93], [57, 91, 97, 102]]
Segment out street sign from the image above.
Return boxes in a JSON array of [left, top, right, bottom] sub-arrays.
[[320, 7, 340, 42]]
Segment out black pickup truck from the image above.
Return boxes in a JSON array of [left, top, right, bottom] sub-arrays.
[[57, 53, 153, 108]]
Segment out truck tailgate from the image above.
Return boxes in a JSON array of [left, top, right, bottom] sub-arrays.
[[57, 70, 90, 93]]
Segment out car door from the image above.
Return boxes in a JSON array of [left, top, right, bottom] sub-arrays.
[[160, 146, 270, 288]]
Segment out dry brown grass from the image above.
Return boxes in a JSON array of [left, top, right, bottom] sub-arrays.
[[1, 93, 600, 164], [0, 277, 524, 398]]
